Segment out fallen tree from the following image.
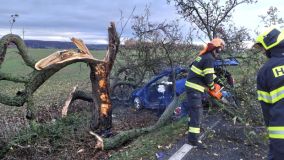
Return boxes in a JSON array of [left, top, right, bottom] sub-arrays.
[[92, 95, 179, 150], [0, 22, 119, 132], [1, 17, 187, 151]]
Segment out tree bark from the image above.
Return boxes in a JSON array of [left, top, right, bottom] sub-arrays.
[[89, 22, 119, 131], [71, 90, 93, 102], [89, 62, 112, 131], [0, 34, 36, 68]]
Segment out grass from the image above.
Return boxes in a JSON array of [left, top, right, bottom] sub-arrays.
[[0, 112, 91, 159], [109, 118, 187, 160], [0, 47, 104, 158], [0, 47, 106, 95], [1, 112, 187, 159], [0, 48, 106, 140], [0, 48, 106, 76]]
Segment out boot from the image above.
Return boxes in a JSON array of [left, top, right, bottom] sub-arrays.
[[188, 140, 207, 149]]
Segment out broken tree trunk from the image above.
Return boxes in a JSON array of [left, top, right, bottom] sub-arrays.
[[33, 22, 119, 131], [89, 62, 112, 131], [0, 22, 119, 133], [89, 23, 119, 131]]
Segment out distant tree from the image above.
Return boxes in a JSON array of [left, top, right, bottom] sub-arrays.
[[259, 6, 284, 27], [9, 14, 19, 33], [168, 0, 256, 40], [114, 7, 195, 86], [123, 38, 137, 48], [216, 23, 251, 54]]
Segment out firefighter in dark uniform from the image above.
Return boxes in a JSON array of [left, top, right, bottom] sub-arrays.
[[255, 26, 284, 160], [186, 38, 225, 149]]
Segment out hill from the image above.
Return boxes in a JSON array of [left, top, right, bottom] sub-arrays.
[[24, 40, 108, 50]]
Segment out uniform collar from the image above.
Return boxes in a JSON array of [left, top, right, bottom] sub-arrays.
[[202, 52, 214, 57], [269, 41, 284, 58], [269, 48, 284, 57]]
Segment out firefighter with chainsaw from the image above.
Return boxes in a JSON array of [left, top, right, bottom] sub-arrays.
[[254, 26, 284, 160], [185, 38, 225, 149]]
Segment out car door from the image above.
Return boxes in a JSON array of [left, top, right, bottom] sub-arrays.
[[145, 75, 173, 108]]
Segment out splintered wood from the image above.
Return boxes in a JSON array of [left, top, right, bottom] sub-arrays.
[[62, 85, 78, 117]]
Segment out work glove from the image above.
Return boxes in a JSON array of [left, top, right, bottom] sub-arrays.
[[208, 83, 223, 100]]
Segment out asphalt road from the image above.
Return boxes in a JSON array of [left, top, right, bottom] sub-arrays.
[[161, 112, 267, 160]]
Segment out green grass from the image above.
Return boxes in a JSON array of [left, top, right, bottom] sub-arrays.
[[0, 48, 107, 139], [0, 47, 106, 96], [0, 48, 106, 75]]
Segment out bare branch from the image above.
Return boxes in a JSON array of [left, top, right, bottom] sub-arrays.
[[169, 0, 256, 40], [119, 6, 136, 38]]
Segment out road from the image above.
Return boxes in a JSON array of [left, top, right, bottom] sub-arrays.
[[161, 112, 267, 160]]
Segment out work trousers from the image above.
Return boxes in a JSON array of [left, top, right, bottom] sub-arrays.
[[186, 88, 203, 143], [268, 139, 284, 160], [261, 102, 284, 160]]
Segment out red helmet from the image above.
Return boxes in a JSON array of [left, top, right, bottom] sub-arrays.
[[199, 38, 225, 55], [210, 38, 225, 49]]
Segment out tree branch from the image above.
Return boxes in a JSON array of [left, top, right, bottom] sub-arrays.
[[71, 90, 93, 102], [105, 22, 120, 76], [0, 34, 36, 68], [0, 58, 96, 107], [215, 1, 237, 28]]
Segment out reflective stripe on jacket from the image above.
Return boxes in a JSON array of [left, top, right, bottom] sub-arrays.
[[257, 41, 284, 139], [186, 53, 215, 92]]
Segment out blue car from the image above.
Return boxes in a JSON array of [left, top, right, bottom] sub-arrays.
[[131, 67, 187, 110], [131, 58, 239, 111]]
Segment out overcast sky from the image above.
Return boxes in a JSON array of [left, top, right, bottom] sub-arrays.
[[0, 0, 284, 44]]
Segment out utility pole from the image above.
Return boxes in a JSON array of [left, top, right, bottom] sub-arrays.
[[22, 27, 25, 40]]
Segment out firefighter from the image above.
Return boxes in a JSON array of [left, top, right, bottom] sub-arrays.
[[186, 38, 225, 149], [254, 26, 284, 160]]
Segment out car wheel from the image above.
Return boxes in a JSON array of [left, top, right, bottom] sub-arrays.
[[133, 97, 143, 110], [111, 82, 136, 102]]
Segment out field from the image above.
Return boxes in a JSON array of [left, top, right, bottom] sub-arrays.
[[0, 48, 106, 140]]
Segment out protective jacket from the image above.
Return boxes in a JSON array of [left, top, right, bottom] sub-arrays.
[[257, 42, 284, 139], [185, 53, 215, 92]]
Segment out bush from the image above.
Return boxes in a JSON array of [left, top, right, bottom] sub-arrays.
[[227, 51, 267, 125]]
